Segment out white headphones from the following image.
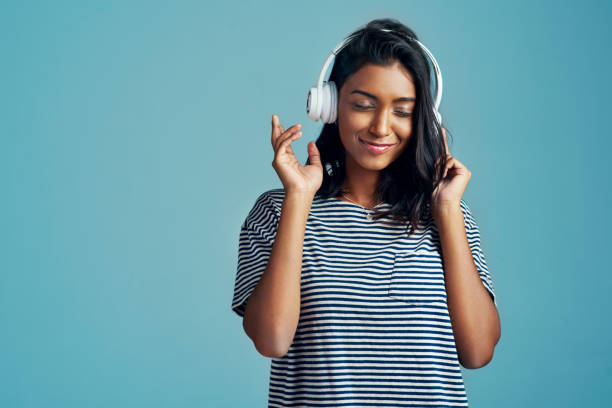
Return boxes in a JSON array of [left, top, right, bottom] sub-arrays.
[[306, 28, 443, 127]]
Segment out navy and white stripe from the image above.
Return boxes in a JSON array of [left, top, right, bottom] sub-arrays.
[[232, 188, 496, 407]]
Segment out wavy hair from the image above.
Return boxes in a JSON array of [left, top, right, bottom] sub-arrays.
[[305, 18, 451, 237]]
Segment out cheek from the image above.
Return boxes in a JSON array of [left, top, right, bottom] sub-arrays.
[[338, 107, 366, 131], [397, 117, 414, 138]]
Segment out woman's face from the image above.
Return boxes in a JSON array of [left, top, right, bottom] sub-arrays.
[[337, 60, 416, 171]]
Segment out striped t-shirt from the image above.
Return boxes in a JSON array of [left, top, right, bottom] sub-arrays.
[[232, 188, 496, 408]]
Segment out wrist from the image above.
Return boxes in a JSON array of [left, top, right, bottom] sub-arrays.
[[431, 202, 462, 222], [284, 190, 315, 204]]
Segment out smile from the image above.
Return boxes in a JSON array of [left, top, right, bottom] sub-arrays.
[[358, 137, 397, 154]]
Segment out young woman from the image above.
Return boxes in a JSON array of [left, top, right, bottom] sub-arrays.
[[232, 18, 500, 408]]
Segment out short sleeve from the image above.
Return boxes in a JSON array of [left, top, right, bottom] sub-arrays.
[[231, 190, 280, 318], [459, 199, 497, 307]]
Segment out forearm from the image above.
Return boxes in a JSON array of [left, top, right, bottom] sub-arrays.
[[434, 205, 501, 369], [243, 191, 313, 358]]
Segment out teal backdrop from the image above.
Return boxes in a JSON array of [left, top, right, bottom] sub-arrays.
[[2, 0, 611, 407]]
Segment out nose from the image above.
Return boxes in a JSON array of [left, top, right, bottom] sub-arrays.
[[369, 109, 392, 138]]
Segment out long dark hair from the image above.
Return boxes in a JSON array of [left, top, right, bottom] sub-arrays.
[[305, 18, 451, 237]]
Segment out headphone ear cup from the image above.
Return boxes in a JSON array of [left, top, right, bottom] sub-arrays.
[[306, 87, 321, 121], [320, 81, 331, 123], [321, 81, 337, 124], [329, 81, 338, 124]]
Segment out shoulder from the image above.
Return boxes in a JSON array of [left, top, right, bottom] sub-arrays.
[[458, 198, 481, 230], [459, 198, 471, 215], [255, 188, 285, 215], [249, 188, 285, 219]]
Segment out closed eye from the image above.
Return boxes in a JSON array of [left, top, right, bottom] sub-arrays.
[[354, 104, 411, 117]]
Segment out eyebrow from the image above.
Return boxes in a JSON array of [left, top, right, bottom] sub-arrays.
[[350, 89, 415, 102]]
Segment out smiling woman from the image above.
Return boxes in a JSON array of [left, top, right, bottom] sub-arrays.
[[233, 17, 500, 408], [305, 20, 448, 231]]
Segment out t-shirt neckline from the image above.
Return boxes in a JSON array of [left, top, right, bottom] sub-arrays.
[[329, 196, 388, 212]]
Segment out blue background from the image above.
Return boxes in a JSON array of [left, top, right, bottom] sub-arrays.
[[2, 0, 611, 406]]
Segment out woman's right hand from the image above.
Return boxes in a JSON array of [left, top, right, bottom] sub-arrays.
[[271, 114, 323, 195]]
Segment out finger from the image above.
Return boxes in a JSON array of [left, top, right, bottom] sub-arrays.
[[274, 126, 302, 152], [271, 114, 281, 143], [442, 156, 460, 179], [272, 115, 295, 139], [277, 129, 303, 154], [275, 124, 300, 148], [283, 123, 300, 135], [442, 127, 450, 156], [308, 141, 322, 168]]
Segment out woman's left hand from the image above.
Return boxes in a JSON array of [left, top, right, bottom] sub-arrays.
[[430, 127, 471, 214]]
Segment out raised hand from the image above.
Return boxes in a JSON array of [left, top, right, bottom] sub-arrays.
[[431, 127, 471, 211], [270, 114, 323, 195]]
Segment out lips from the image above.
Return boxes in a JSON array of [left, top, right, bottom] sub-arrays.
[[360, 139, 394, 146], [358, 137, 397, 154]]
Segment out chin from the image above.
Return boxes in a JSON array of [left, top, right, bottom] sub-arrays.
[[355, 157, 392, 171]]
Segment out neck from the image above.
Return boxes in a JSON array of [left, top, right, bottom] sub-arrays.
[[341, 154, 381, 204]]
